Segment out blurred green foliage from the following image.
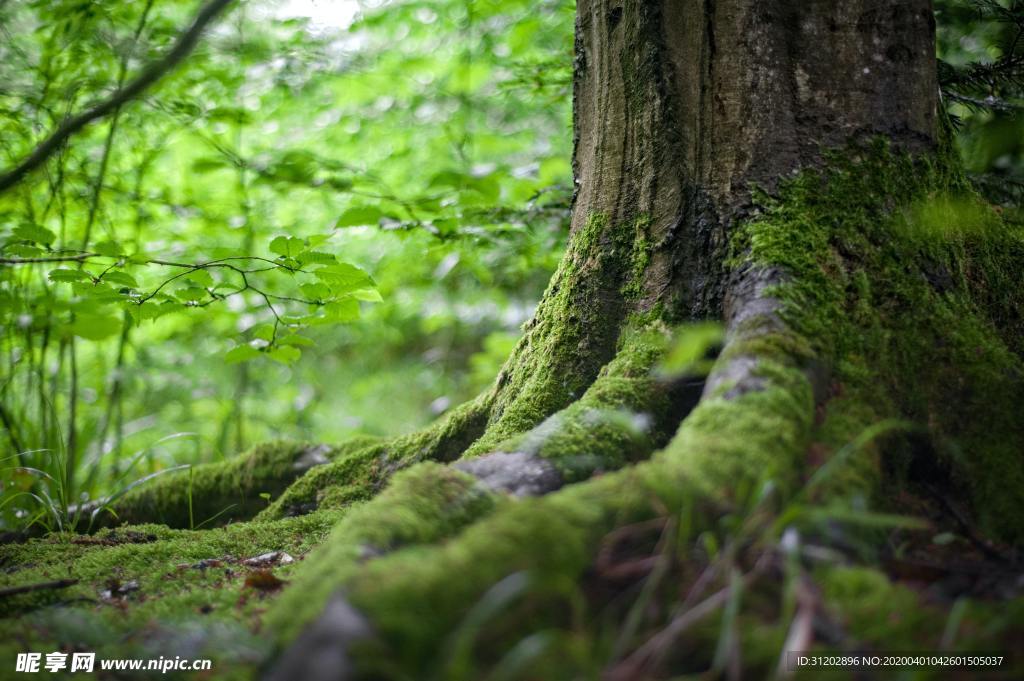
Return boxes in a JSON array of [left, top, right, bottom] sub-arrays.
[[0, 0, 573, 529], [937, 0, 1024, 207]]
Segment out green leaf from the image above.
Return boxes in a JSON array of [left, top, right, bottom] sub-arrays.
[[186, 269, 214, 288], [296, 251, 337, 266], [102, 271, 138, 288], [268, 150, 317, 185], [306, 233, 334, 248], [251, 323, 275, 342], [351, 288, 383, 303], [270, 236, 305, 258], [268, 345, 301, 365], [325, 298, 360, 322], [93, 241, 123, 257], [314, 262, 374, 293], [175, 286, 207, 303], [49, 268, 91, 283], [278, 334, 314, 347], [13, 224, 56, 246], [428, 169, 469, 189], [135, 302, 187, 322], [192, 156, 231, 173], [300, 283, 331, 301], [72, 282, 123, 305], [325, 176, 353, 191], [336, 206, 383, 227], [660, 322, 725, 377], [225, 344, 263, 364], [468, 175, 500, 203], [6, 244, 43, 258]]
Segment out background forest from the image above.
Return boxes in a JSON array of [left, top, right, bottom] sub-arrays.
[[0, 0, 1021, 533]]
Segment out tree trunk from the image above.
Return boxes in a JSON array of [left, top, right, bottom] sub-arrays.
[[4, 2, 1023, 679]]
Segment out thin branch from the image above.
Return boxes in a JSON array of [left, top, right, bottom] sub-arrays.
[[0, 578, 78, 598], [0, 0, 237, 195], [0, 254, 95, 264]]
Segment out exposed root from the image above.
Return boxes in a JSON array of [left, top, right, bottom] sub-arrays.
[[89, 440, 355, 530], [263, 264, 817, 679], [256, 394, 493, 520], [264, 463, 500, 646]]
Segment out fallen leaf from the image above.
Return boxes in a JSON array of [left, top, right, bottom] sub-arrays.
[[244, 570, 285, 591]]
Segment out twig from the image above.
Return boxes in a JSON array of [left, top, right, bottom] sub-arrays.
[[0, 578, 78, 598], [0, 253, 95, 264]]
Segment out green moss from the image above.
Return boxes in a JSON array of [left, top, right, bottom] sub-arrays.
[[484, 322, 677, 482], [0, 510, 345, 678], [98, 440, 345, 530], [7, 144, 1024, 680], [302, 355, 816, 676], [266, 462, 499, 645], [466, 212, 635, 456], [338, 470, 654, 676], [663, 356, 815, 502], [819, 566, 935, 646], [734, 141, 1024, 541], [805, 394, 885, 502], [621, 214, 653, 300], [276, 145, 1024, 677]]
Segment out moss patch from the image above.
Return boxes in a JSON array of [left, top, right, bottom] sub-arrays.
[[734, 141, 1024, 541], [482, 322, 683, 483], [466, 212, 636, 456], [0, 510, 344, 679]]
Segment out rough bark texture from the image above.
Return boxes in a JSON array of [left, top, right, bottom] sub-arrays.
[[4, 2, 1024, 680], [572, 0, 937, 317]]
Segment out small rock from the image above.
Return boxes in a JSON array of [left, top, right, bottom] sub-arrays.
[[242, 551, 295, 568], [193, 558, 224, 570], [101, 579, 140, 600], [293, 444, 333, 472]]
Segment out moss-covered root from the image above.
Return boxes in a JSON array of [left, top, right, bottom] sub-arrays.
[[463, 213, 640, 458], [264, 268, 819, 680], [262, 464, 499, 663], [256, 394, 493, 521], [257, 213, 657, 523], [89, 439, 373, 530], [454, 323, 702, 496]]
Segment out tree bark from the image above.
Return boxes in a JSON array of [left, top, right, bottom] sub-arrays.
[[570, 0, 937, 317]]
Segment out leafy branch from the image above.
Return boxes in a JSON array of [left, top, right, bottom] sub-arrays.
[[1, 233, 380, 365], [0, 0, 237, 195], [939, 1, 1024, 115]]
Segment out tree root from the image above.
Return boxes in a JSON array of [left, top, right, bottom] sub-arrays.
[[256, 393, 494, 520], [262, 265, 820, 679], [88, 439, 366, 530]]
